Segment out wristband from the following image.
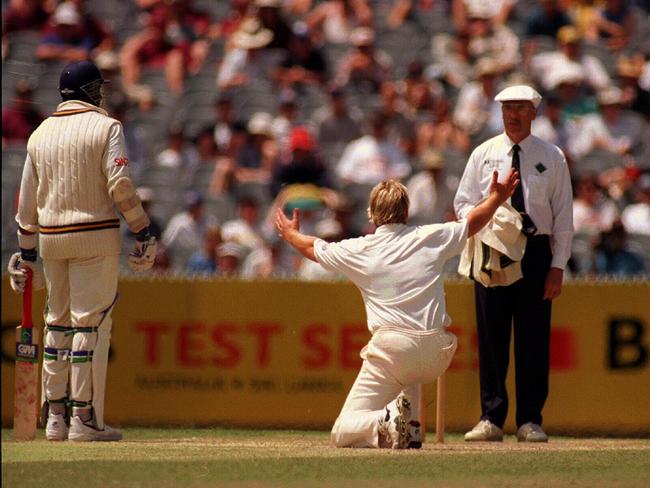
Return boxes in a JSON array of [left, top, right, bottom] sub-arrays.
[[20, 248, 38, 262], [135, 227, 151, 242]]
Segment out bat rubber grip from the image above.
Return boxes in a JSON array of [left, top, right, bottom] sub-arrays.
[[22, 268, 33, 329]]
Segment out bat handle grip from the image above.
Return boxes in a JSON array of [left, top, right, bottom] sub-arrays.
[[22, 268, 33, 329]]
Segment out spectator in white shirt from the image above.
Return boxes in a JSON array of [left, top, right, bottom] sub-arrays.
[[572, 172, 620, 235], [530, 26, 611, 93], [407, 149, 454, 225], [568, 86, 647, 162], [453, 56, 503, 137], [162, 191, 218, 271], [217, 17, 277, 90], [621, 174, 650, 236], [336, 111, 411, 185]]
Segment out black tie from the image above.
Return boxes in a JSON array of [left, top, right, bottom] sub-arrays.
[[510, 144, 537, 236], [510, 144, 525, 213]]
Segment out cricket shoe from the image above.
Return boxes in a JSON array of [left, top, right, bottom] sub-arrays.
[[68, 416, 122, 442], [45, 413, 68, 441], [407, 420, 422, 449], [464, 419, 504, 442], [517, 422, 548, 443], [378, 394, 413, 449]]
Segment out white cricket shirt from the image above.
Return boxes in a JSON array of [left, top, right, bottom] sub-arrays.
[[454, 133, 573, 269], [314, 220, 468, 333]]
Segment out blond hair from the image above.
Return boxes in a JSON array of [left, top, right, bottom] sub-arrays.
[[367, 179, 409, 227]]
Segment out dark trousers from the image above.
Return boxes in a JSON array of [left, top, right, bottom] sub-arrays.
[[474, 235, 552, 428]]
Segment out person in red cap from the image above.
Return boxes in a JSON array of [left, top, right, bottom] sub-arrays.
[[271, 126, 332, 197]]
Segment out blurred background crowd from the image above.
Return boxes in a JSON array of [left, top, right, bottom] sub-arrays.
[[2, 0, 649, 279]]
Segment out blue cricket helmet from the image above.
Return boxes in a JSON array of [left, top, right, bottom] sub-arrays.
[[59, 60, 110, 106]]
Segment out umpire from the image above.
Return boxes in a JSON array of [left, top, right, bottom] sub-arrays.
[[454, 85, 573, 442]]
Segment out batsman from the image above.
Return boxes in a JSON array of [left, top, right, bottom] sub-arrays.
[[7, 61, 157, 441]]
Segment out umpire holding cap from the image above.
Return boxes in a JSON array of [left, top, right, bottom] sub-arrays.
[[454, 85, 573, 443]]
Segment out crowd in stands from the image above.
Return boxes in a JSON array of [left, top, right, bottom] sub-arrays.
[[2, 0, 649, 279]]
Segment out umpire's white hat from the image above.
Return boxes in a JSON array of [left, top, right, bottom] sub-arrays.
[[494, 85, 542, 109]]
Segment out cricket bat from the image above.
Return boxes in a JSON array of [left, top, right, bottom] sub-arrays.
[[436, 374, 446, 443], [14, 269, 40, 441]]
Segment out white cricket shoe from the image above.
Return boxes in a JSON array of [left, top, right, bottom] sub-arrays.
[[378, 394, 413, 449], [45, 413, 68, 441], [68, 416, 122, 442], [517, 422, 548, 443], [464, 419, 504, 442], [407, 419, 422, 449]]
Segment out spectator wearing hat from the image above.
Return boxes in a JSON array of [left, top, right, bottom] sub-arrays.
[[216, 241, 247, 277], [217, 17, 276, 90], [162, 190, 219, 271], [529, 25, 611, 93], [334, 27, 392, 92], [187, 224, 222, 275], [455, 85, 573, 443], [310, 86, 364, 158], [36, 1, 97, 62], [407, 149, 454, 225], [568, 86, 647, 162], [453, 56, 503, 138], [336, 110, 411, 186], [275, 21, 327, 88], [305, 0, 372, 45], [272, 126, 332, 196], [548, 64, 599, 122], [237, 111, 279, 185], [1, 80, 44, 146]]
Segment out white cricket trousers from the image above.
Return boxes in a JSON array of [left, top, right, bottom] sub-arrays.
[[331, 326, 457, 448], [42, 254, 119, 429]]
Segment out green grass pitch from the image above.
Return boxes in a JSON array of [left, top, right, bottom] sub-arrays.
[[3, 428, 649, 487]]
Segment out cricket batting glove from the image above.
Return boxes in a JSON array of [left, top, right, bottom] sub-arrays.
[[8, 251, 45, 293], [128, 228, 157, 272]]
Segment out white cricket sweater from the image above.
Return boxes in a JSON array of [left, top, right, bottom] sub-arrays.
[[16, 100, 136, 259]]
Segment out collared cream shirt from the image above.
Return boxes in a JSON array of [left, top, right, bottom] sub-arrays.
[[454, 132, 573, 269], [314, 220, 468, 333]]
